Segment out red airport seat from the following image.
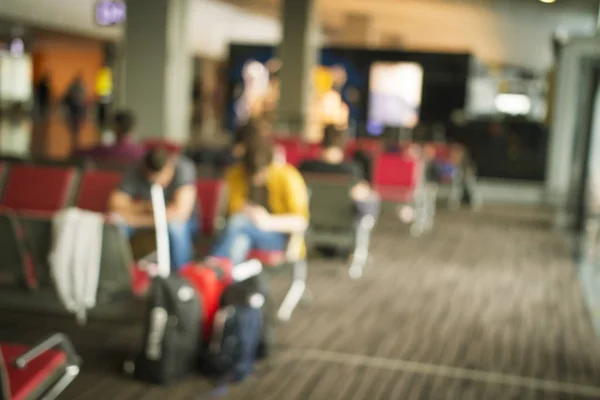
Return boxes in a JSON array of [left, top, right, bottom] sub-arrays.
[[276, 141, 304, 166], [193, 178, 228, 258], [0, 333, 80, 400], [302, 143, 321, 161], [374, 154, 436, 236], [195, 179, 227, 237], [344, 138, 383, 159], [1, 166, 75, 215], [374, 154, 421, 203], [0, 165, 76, 290], [75, 170, 122, 213], [0, 163, 5, 195]]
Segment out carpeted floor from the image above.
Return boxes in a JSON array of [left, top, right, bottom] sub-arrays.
[[1, 204, 599, 399]]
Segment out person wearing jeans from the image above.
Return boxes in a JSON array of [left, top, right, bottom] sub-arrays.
[[118, 218, 199, 271], [109, 148, 199, 271], [207, 122, 309, 266]]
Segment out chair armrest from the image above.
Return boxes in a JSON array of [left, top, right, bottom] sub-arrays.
[[357, 214, 376, 231], [286, 229, 306, 262], [0, 205, 38, 290], [15, 333, 81, 369]]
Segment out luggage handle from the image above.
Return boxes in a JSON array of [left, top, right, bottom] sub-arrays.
[[150, 184, 171, 278]]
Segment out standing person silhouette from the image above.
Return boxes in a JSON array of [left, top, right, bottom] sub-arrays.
[[63, 73, 87, 150]]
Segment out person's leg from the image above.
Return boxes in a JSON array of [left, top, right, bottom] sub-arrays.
[[209, 214, 254, 265], [251, 229, 286, 252], [209, 213, 286, 265], [167, 219, 196, 271]]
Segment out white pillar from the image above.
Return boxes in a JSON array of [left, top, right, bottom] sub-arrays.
[[122, 0, 191, 143], [277, 0, 319, 135]]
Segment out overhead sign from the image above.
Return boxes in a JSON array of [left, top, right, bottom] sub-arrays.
[[95, 0, 126, 26]]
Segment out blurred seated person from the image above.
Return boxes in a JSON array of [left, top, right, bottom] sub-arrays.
[[73, 110, 144, 164], [215, 117, 272, 168], [423, 143, 464, 183], [299, 125, 380, 221], [109, 148, 198, 270], [207, 131, 309, 266]]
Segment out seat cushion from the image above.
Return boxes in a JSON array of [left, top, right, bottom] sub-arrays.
[[195, 179, 225, 236], [374, 154, 420, 188], [247, 249, 286, 266], [1, 166, 75, 213], [0, 344, 66, 400], [76, 170, 122, 213], [375, 185, 416, 203]]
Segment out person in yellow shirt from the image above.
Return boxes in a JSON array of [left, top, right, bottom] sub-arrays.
[[208, 124, 309, 265], [96, 66, 113, 129]]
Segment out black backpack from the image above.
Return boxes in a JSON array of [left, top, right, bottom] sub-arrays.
[[129, 275, 203, 385], [201, 274, 272, 382]]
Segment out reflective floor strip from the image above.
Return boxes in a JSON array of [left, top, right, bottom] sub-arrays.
[[280, 347, 600, 398]]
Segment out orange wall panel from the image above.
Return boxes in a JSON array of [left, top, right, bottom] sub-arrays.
[[32, 41, 104, 103]]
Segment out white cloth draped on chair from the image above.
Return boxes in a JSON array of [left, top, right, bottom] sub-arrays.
[[49, 208, 104, 324]]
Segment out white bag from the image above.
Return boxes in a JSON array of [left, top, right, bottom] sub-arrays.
[[49, 208, 104, 324]]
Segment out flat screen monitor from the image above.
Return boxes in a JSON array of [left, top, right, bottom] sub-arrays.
[[95, 0, 126, 26], [367, 62, 423, 129]]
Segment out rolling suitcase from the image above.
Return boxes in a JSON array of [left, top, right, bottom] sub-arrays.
[[125, 184, 202, 385]]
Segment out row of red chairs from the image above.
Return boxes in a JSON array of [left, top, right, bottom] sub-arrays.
[[0, 162, 227, 295], [0, 165, 81, 400], [0, 161, 308, 323], [273, 136, 459, 166]]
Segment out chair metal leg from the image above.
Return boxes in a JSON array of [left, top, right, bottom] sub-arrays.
[[410, 192, 427, 237], [447, 172, 462, 211], [349, 215, 375, 280], [425, 184, 438, 232], [40, 364, 80, 400], [464, 167, 483, 211], [277, 259, 307, 322]]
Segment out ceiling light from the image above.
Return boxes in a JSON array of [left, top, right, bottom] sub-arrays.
[[540, 0, 556, 3]]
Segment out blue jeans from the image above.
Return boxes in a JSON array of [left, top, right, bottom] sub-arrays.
[[120, 218, 199, 271], [210, 214, 286, 265]]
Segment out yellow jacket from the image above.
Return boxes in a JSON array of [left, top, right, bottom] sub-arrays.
[[224, 163, 309, 258]]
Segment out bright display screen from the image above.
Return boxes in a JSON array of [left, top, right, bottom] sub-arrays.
[[367, 62, 423, 129], [95, 0, 126, 26]]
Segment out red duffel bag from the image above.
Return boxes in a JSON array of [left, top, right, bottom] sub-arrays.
[[179, 258, 233, 341]]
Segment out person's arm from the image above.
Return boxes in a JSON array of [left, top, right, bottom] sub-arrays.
[[165, 185, 197, 222], [261, 168, 309, 233], [164, 157, 198, 223], [108, 167, 153, 227], [108, 191, 154, 227]]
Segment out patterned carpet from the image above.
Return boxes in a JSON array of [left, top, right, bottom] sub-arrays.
[[1, 204, 600, 399]]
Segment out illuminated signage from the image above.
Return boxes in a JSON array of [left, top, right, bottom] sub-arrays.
[[95, 0, 126, 26]]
